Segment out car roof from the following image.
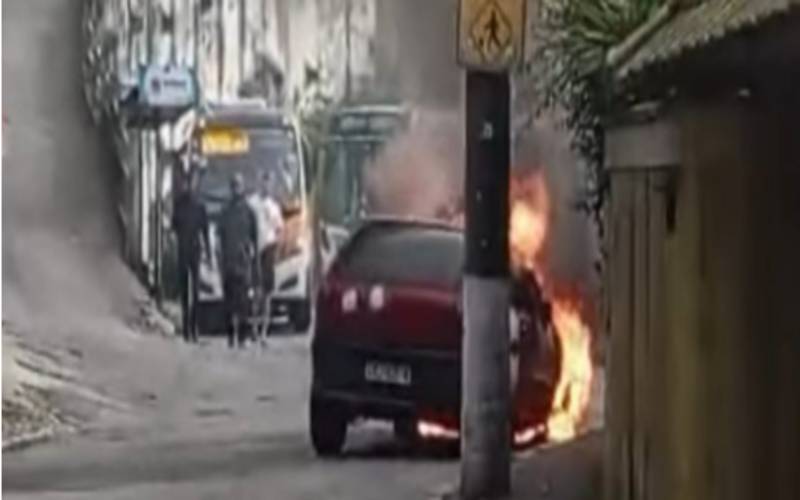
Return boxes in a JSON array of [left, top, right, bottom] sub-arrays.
[[354, 215, 462, 234], [332, 104, 407, 116], [199, 103, 294, 129]]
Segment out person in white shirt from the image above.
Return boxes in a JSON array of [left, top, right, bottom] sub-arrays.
[[249, 170, 284, 337]]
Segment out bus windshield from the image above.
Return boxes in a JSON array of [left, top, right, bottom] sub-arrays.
[[197, 128, 300, 213], [318, 108, 408, 228], [321, 141, 374, 225], [320, 140, 382, 228]]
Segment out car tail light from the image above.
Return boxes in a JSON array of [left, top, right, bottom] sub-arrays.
[[417, 420, 459, 441], [341, 288, 358, 314], [368, 285, 385, 311]]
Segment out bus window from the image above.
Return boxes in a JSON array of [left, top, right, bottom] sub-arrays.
[[320, 141, 381, 227]]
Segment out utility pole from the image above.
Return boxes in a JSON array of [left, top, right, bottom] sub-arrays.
[[193, 0, 199, 70], [217, 0, 224, 98], [146, 0, 154, 63], [170, 0, 177, 64], [238, 0, 245, 91], [343, 0, 352, 102], [127, 0, 134, 73], [461, 70, 512, 500], [154, 130, 164, 306], [145, 0, 161, 299], [456, 1, 526, 498]]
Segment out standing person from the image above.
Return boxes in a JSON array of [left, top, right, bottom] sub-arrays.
[[219, 173, 258, 348], [171, 169, 210, 343], [248, 170, 284, 340]]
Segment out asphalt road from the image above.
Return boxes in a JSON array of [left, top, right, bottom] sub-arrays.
[[3, 338, 456, 500]]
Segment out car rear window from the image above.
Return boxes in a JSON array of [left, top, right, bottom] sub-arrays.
[[338, 224, 463, 288]]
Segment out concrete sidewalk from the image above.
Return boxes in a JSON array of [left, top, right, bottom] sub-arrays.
[[440, 431, 602, 500], [507, 432, 602, 499]]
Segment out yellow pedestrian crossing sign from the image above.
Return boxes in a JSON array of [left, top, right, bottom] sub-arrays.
[[458, 0, 526, 72]]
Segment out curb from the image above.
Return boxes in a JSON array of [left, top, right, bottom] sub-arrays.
[[2, 427, 55, 452]]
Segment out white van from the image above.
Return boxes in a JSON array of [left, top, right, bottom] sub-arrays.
[[191, 103, 313, 333]]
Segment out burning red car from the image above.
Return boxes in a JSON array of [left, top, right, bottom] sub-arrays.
[[309, 217, 560, 456]]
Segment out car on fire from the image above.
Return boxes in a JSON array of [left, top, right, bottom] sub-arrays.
[[310, 217, 560, 456]]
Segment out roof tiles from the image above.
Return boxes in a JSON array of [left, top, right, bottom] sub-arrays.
[[617, 0, 800, 79]]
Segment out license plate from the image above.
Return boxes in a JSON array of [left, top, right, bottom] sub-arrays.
[[364, 361, 412, 386]]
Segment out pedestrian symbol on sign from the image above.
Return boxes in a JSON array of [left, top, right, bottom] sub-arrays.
[[469, 1, 513, 64], [458, 0, 526, 72]]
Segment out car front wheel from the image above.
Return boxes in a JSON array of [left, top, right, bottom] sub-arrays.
[[309, 395, 347, 457]]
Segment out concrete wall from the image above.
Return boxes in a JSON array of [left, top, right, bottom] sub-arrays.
[[277, 0, 376, 104]]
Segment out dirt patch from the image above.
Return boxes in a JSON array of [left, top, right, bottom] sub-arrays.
[[2, 387, 73, 444], [125, 299, 178, 338]]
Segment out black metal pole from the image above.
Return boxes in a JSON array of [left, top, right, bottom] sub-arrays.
[[155, 125, 164, 306], [127, 0, 134, 71], [171, 0, 177, 64], [344, 0, 352, 102], [460, 69, 512, 500], [239, 0, 245, 89], [146, 0, 154, 62], [217, 0, 224, 97], [193, 0, 199, 70]]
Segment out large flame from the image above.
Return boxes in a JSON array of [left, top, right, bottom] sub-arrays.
[[509, 170, 594, 443], [510, 172, 550, 277], [546, 294, 594, 442]]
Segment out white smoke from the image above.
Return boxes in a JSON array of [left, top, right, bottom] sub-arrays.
[[362, 107, 600, 298], [364, 108, 464, 219], [515, 114, 601, 292], [3, 0, 145, 332]]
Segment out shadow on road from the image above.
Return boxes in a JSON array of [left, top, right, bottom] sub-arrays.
[[343, 439, 458, 462]]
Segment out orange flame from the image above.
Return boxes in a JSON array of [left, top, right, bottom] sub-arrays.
[[509, 170, 593, 443], [546, 294, 594, 442], [509, 171, 550, 278]]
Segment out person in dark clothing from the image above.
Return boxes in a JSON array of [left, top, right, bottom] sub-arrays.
[[219, 173, 259, 348], [172, 170, 210, 343]]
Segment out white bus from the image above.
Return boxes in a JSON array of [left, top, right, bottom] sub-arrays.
[[313, 104, 411, 274]]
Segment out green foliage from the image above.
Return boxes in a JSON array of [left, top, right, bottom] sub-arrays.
[[294, 62, 336, 147], [293, 62, 337, 195], [530, 0, 664, 196]]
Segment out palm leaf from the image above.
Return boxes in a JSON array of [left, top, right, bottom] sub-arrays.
[[528, 0, 667, 216]]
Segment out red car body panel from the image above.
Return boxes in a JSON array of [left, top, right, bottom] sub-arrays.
[[318, 275, 461, 352]]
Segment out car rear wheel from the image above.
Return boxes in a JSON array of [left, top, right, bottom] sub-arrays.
[[310, 395, 347, 457]]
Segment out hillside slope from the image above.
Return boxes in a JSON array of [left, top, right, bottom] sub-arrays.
[[2, 0, 160, 444]]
